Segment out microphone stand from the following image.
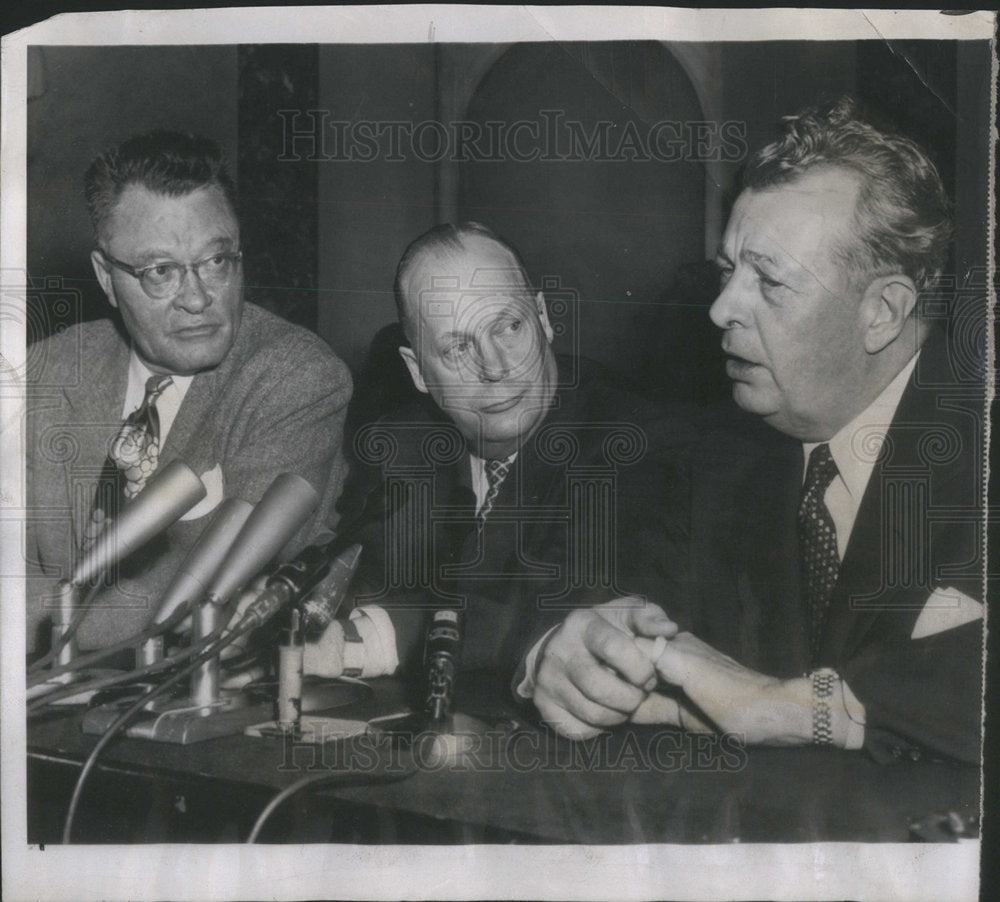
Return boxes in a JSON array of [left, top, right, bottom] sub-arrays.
[[29, 460, 207, 704], [82, 473, 318, 744]]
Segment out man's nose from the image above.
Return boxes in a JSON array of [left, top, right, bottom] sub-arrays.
[[174, 265, 213, 314], [477, 336, 510, 382], [709, 272, 748, 330]]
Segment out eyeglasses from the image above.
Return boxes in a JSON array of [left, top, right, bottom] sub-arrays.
[[98, 249, 243, 300]]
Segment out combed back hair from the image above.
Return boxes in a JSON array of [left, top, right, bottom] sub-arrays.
[[85, 131, 238, 240], [393, 221, 530, 340], [743, 96, 952, 292]]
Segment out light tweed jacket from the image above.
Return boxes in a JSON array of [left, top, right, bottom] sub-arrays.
[[26, 302, 352, 651]]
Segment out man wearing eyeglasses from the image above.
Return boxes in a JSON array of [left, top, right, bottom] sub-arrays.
[[25, 131, 352, 652]]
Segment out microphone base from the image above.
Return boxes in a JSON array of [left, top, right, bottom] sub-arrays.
[[81, 688, 273, 744], [374, 710, 521, 767]]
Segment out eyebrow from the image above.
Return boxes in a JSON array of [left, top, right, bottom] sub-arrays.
[[129, 236, 238, 265], [742, 249, 780, 268], [437, 331, 470, 345]]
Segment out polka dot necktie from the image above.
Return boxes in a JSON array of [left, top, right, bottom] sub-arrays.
[[798, 443, 841, 662], [109, 374, 173, 502], [478, 457, 512, 532]]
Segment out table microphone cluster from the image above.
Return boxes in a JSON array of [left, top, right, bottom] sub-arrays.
[[27, 459, 362, 744]]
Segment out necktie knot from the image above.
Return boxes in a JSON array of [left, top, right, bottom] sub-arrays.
[[802, 443, 838, 503], [478, 456, 512, 529], [143, 373, 173, 405]]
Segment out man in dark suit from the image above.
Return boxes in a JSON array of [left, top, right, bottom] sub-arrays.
[[26, 131, 352, 652], [304, 222, 692, 708], [540, 97, 983, 763]]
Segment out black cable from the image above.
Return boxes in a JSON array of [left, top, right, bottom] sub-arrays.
[[27, 615, 226, 713], [26, 590, 262, 712], [246, 767, 418, 843], [61, 611, 250, 844], [27, 598, 194, 688]]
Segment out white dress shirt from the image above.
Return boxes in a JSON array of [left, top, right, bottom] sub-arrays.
[[802, 351, 919, 561], [122, 351, 194, 443]]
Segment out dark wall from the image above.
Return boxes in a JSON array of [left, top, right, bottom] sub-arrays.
[[456, 42, 705, 395], [316, 44, 438, 371], [27, 45, 239, 336], [27, 41, 991, 408]]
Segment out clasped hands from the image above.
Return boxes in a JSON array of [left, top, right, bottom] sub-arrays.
[[533, 598, 809, 744]]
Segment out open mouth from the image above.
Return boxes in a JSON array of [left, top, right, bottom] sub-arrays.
[[724, 354, 759, 378]]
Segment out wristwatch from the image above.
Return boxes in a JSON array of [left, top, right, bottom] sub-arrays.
[[811, 668, 837, 745]]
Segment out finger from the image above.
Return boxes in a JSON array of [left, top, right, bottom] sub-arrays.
[[563, 654, 646, 714], [583, 617, 657, 689], [653, 641, 701, 689], [629, 603, 678, 639], [631, 692, 682, 726], [533, 691, 605, 740], [535, 663, 632, 728]]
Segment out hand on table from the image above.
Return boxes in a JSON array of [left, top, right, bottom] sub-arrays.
[[629, 636, 714, 732], [533, 598, 678, 739], [649, 632, 811, 745]]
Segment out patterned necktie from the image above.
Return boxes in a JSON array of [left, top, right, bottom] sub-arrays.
[[478, 457, 512, 531], [798, 443, 841, 662], [109, 374, 173, 502]]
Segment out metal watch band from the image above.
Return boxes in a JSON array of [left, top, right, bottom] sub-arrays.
[[811, 668, 837, 746]]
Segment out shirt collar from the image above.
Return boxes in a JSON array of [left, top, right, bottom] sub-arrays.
[[803, 350, 919, 500], [470, 450, 518, 469], [125, 349, 194, 412]]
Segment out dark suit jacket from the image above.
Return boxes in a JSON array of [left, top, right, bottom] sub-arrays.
[[689, 328, 983, 764], [26, 302, 352, 651], [336, 358, 697, 688]]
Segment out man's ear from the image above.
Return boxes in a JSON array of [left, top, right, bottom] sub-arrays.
[[861, 274, 917, 354], [398, 345, 428, 394], [90, 250, 118, 309], [535, 291, 554, 344]]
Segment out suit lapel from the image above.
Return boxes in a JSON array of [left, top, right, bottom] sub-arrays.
[[158, 365, 219, 468], [61, 327, 130, 544], [822, 330, 961, 661]]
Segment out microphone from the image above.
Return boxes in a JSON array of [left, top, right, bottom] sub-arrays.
[[151, 498, 255, 625], [71, 459, 206, 586], [242, 540, 363, 634], [188, 473, 318, 709], [425, 608, 462, 721], [202, 473, 319, 608], [45, 460, 205, 673]]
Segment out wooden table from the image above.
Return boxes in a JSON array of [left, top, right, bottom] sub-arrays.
[[27, 673, 980, 845]]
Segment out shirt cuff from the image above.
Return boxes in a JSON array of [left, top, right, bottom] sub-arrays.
[[840, 677, 866, 751], [515, 625, 560, 699], [350, 605, 399, 678]]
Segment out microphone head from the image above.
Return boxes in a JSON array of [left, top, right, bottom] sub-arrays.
[[71, 459, 206, 586], [151, 498, 255, 624], [301, 542, 363, 631], [205, 473, 319, 605]]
